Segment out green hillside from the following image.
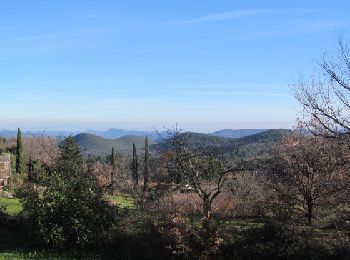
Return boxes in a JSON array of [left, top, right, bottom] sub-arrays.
[[152, 129, 291, 158], [71, 129, 291, 158], [72, 133, 152, 156]]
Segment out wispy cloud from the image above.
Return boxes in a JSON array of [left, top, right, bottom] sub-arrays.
[[206, 90, 292, 97], [303, 20, 347, 30], [143, 8, 320, 28], [176, 9, 266, 24], [141, 9, 267, 28]]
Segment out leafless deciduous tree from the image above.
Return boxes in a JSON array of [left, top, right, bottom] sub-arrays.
[[276, 133, 348, 225], [24, 135, 59, 165], [168, 128, 248, 231], [294, 35, 350, 139]]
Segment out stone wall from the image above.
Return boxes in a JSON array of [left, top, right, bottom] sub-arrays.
[[0, 155, 11, 187]]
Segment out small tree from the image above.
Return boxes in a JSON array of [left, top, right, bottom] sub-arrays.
[[16, 128, 25, 174], [132, 143, 139, 186], [143, 137, 150, 191], [169, 129, 247, 231], [276, 133, 347, 225]]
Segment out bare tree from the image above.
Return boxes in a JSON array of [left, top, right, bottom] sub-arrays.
[[169, 128, 248, 231], [24, 135, 59, 165], [275, 133, 348, 225], [294, 35, 350, 139]]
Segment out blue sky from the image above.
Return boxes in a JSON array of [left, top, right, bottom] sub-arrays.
[[0, 0, 349, 131]]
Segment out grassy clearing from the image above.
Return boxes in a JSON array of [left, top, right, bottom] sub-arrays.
[[220, 218, 265, 229], [0, 252, 44, 260], [0, 197, 22, 216], [0, 194, 135, 216], [0, 251, 76, 260], [111, 194, 135, 209], [0, 252, 27, 260]]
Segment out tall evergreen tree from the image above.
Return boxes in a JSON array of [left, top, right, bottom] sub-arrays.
[[16, 127, 24, 174], [132, 143, 138, 185], [111, 147, 117, 182], [57, 136, 84, 176], [143, 137, 149, 191]]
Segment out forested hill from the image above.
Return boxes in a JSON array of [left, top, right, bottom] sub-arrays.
[[211, 129, 266, 138], [71, 129, 291, 158], [72, 133, 153, 156], [152, 129, 291, 158]]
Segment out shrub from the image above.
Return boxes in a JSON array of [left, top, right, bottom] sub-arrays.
[[18, 137, 117, 249], [154, 212, 223, 259]]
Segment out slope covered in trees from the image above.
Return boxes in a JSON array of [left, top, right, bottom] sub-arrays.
[[71, 133, 154, 156], [152, 129, 291, 158], [70, 129, 290, 158], [211, 129, 267, 138]]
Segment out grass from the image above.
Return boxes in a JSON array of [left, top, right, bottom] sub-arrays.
[[0, 194, 135, 216], [0, 197, 22, 216], [0, 252, 49, 260], [0, 251, 80, 259], [0, 252, 29, 260], [111, 194, 135, 209]]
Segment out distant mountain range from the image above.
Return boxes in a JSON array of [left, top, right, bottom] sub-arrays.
[[0, 128, 271, 140], [0, 128, 161, 140], [0, 130, 79, 138]]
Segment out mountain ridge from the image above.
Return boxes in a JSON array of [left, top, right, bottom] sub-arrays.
[[0, 128, 281, 140]]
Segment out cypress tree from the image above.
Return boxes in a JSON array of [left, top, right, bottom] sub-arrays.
[[16, 128, 24, 174], [132, 143, 138, 185], [111, 147, 116, 182], [143, 137, 149, 191], [27, 156, 38, 183]]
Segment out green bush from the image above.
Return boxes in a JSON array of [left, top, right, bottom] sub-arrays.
[[18, 137, 117, 249]]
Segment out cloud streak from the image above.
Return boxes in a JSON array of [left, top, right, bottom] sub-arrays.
[[143, 8, 320, 28], [176, 9, 266, 24]]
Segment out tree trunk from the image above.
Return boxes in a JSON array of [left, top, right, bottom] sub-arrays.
[[307, 201, 313, 225], [202, 198, 212, 231]]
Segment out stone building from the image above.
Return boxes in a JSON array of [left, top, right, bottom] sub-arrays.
[[0, 154, 11, 190]]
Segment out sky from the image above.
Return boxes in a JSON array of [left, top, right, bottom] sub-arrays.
[[0, 0, 349, 132]]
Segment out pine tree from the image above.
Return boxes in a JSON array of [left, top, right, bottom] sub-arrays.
[[16, 128, 24, 174], [132, 143, 138, 185], [143, 137, 149, 191], [57, 136, 84, 176]]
